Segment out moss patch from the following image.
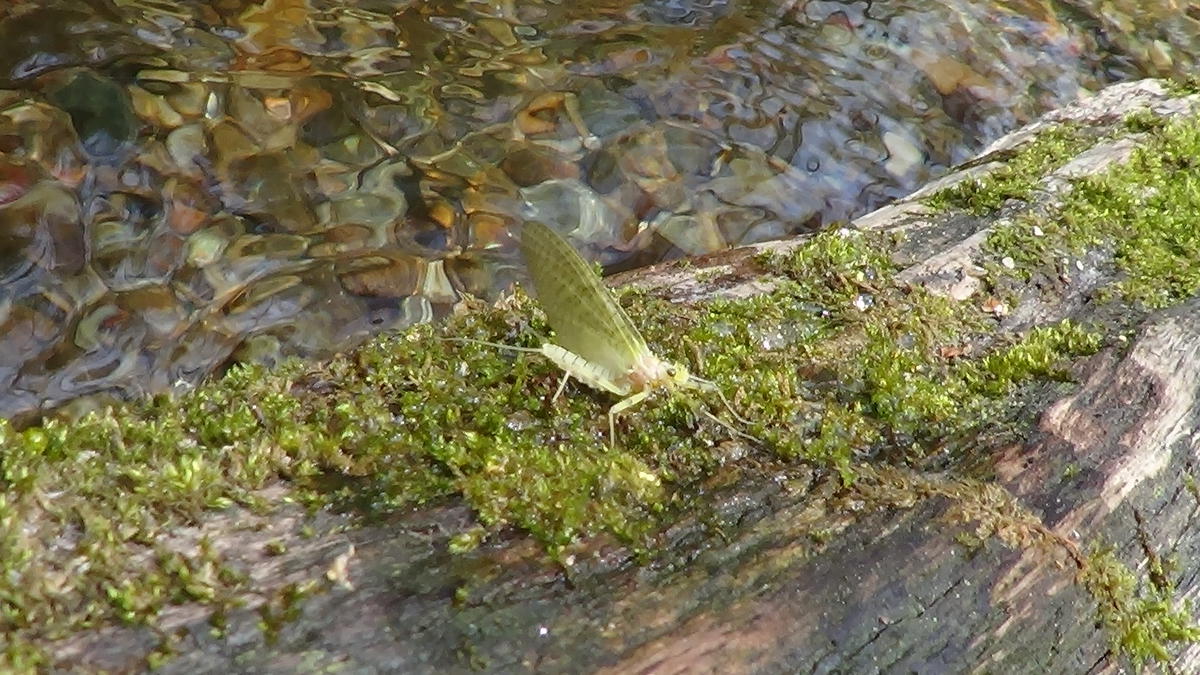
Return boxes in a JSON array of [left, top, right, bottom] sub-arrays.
[[925, 124, 1093, 215], [962, 114, 1200, 312], [1063, 119, 1200, 308], [1082, 548, 1200, 665]]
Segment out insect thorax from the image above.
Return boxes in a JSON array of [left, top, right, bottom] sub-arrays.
[[628, 353, 691, 391]]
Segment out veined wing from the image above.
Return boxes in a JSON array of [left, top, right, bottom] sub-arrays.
[[520, 221, 651, 376]]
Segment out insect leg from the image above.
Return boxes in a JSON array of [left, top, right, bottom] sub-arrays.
[[552, 372, 572, 402], [685, 376, 755, 426], [700, 409, 762, 444], [607, 390, 651, 448], [681, 377, 760, 443]]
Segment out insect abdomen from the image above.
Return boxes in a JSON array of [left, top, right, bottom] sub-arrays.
[[541, 343, 632, 396]]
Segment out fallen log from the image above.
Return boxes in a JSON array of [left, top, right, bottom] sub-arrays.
[[27, 79, 1200, 674]]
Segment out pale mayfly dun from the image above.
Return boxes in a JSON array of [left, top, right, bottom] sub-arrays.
[[458, 221, 752, 447]]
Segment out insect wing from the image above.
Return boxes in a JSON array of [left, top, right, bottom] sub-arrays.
[[520, 221, 651, 375]]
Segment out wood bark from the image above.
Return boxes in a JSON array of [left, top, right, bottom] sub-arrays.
[[52, 80, 1200, 674]]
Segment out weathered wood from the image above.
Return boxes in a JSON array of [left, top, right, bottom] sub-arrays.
[[49, 79, 1200, 673]]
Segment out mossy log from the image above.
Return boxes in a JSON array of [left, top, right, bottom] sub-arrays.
[[48, 80, 1200, 673]]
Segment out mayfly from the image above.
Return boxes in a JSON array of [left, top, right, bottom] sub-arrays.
[[460, 220, 751, 446]]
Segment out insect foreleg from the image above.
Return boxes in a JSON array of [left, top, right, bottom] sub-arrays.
[[680, 378, 761, 443], [684, 376, 754, 427], [701, 409, 762, 444]]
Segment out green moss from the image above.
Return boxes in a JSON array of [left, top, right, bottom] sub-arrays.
[[1063, 119, 1200, 307], [741, 234, 1101, 475], [925, 125, 1092, 215], [914, 110, 1200, 664], [857, 464, 1200, 666], [1082, 548, 1200, 665], [1161, 76, 1200, 98], [979, 212, 1058, 281], [1122, 108, 1169, 134], [956, 114, 1200, 314], [258, 580, 319, 645], [1185, 475, 1200, 506], [965, 321, 1103, 395]]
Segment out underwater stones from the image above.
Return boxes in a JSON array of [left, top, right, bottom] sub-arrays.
[[520, 178, 627, 251], [0, 181, 85, 278], [0, 159, 35, 206], [337, 256, 423, 298], [45, 70, 139, 159]]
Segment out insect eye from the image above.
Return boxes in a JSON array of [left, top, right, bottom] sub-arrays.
[[665, 366, 677, 377]]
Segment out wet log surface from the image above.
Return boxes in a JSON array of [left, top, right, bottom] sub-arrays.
[[52, 80, 1200, 673]]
